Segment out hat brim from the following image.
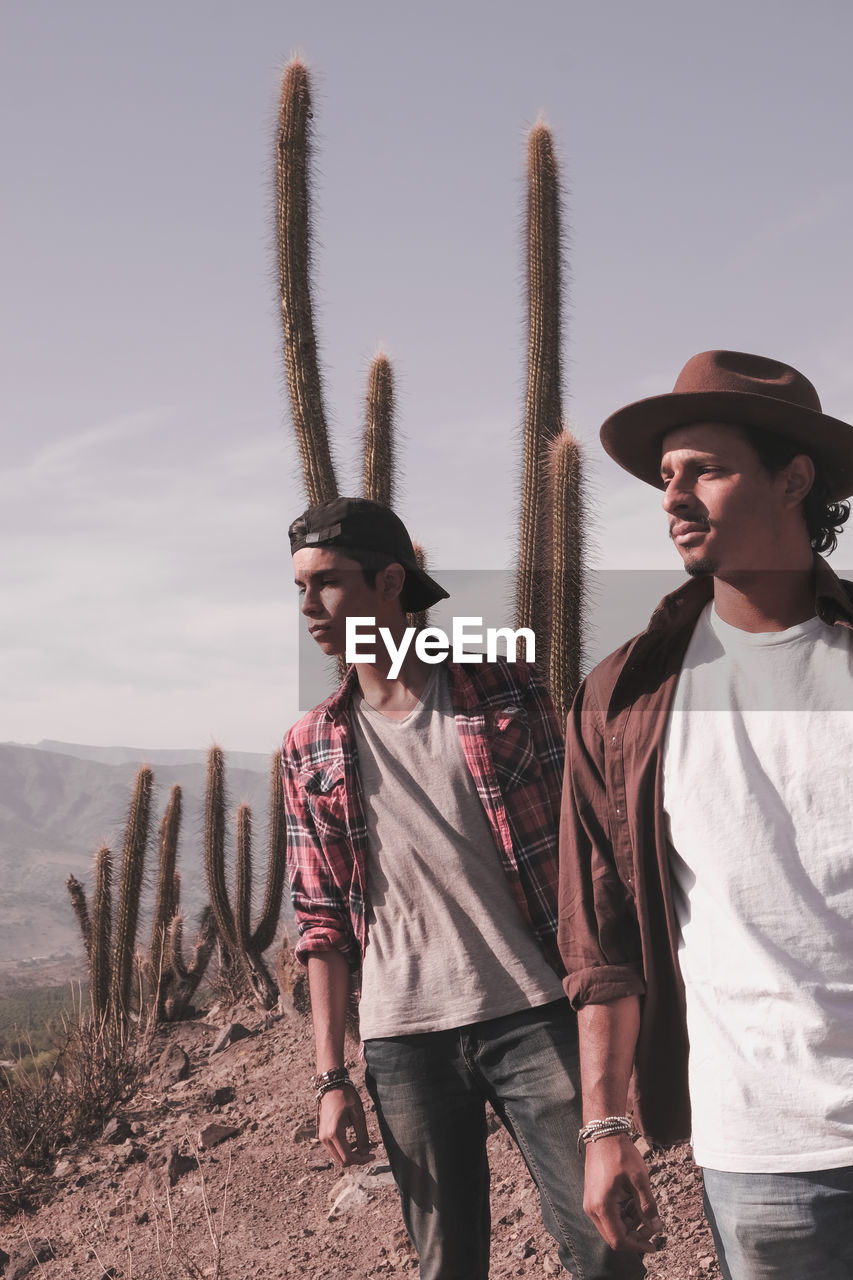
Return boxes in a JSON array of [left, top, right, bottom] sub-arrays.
[[600, 390, 853, 502], [404, 567, 450, 613]]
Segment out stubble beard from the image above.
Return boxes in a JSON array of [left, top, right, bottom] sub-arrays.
[[683, 554, 718, 578]]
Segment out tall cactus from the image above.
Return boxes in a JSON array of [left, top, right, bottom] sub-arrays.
[[90, 844, 113, 1020], [276, 57, 338, 505], [204, 747, 288, 1009], [547, 431, 585, 725], [363, 352, 395, 507], [148, 785, 181, 1017], [517, 122, 566, 671], [109, 766, 153, 1022]]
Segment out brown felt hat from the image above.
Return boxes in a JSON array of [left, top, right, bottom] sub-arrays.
[[600, 350, 853, 501]]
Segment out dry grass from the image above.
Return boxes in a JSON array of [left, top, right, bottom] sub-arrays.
[[0, 999, 150, 1215]]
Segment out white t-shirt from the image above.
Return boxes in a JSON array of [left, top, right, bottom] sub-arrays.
[[352, 667, 563, 1039], [663, 602, 853, 1173]]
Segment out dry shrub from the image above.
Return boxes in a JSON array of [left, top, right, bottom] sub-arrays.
[[0, 1003, 150, 1215]]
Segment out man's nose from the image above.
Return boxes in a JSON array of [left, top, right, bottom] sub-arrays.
[[662, 476, 694, 514], [301, 586, 321, 616]]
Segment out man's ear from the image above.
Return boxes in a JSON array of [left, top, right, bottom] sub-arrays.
[[377, 561, 406, 606], [781, 454, 815, 507]]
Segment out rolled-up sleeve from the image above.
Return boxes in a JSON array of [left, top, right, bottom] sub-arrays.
[[281, 738, 360, 970], [558, 677, 645, 1008]]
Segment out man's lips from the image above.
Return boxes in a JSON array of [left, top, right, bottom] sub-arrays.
[[669, 520, 709, 544]]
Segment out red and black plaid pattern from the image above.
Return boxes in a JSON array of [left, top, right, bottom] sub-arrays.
[[282, 659, 566, 974]]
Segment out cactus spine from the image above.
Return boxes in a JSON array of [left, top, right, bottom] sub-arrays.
[[547, 431, 585, 725], [204, 747, 287, 1008], [276, 58, 338, 505], [363, 352, 395, 507], [517, 123, 565, 672], [109, 766, 152, 1021]]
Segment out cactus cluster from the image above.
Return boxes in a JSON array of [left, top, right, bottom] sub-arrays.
[[275, 59, 584, 723], [67, 751, 287, 1022]]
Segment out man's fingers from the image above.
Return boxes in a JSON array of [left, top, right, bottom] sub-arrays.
[[349, 1103, 372, 1159], [584, 1158, 664, 1255], [318, 1088, 374, 1167]]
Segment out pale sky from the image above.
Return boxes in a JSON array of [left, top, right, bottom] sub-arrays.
[[3, 1, 853, 750]]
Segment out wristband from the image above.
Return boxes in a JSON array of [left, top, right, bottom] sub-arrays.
[[315, 1075, 354, 1102], [577, 1115, 639, 1154]]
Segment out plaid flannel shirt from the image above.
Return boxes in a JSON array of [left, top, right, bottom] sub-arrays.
[[282, 657, 566, 975]]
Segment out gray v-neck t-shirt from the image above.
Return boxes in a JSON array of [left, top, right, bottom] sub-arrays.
[[352, 667, 563, 1038]]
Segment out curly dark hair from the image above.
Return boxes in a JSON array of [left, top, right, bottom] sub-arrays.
[[738, 425, 850, 555]]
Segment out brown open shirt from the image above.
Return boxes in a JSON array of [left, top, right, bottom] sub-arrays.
[[558, 558, 853, 1147]]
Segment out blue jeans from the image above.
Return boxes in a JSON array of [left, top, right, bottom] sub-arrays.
[[363, 999, 644, 1280], [703, 1165, 853, 1280]]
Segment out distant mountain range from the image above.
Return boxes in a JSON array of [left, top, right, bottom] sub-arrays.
[[0, 741, 278, 967]]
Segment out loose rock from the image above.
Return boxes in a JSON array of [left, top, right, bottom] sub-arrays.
[[210, 1023, 252, 1055], [198, 1122, 241, 1150]]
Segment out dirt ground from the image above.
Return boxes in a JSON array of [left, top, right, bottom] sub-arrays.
[[0, 1004, 720, 1279]]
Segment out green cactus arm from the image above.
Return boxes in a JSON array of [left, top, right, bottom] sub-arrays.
[[165, 907, 216, 1020], [235, 803, 253, 952], [185, 906, 217, 983], [251, 749, 287, 955], [149, 784, 181, 989], [363, 352, 395, 507], [66, 874, 91, 953], [547, 430, 586, 727], [109, 767, 152, 1021], [517, 122, 565, 671], [276, 57, 338, 505], [90, 845, 112, 1020], [167, 912, 187, 984], [204, 745, 236, 950]]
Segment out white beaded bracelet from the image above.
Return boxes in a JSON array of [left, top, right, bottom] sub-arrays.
[[577, 1115, 639, 1154]]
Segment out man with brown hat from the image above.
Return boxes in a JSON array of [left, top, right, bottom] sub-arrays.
[[558, 351, 853, 1278], [283, 497, 641, 1279]]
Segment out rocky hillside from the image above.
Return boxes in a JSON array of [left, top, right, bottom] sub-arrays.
[[0, 1000, 720, 1279]]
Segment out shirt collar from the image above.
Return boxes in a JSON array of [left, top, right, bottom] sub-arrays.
[[644, 554, 853, 638]]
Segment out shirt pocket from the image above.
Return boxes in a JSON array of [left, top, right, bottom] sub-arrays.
[[301, 759, 349, 841], [487, 704, 542, 790]]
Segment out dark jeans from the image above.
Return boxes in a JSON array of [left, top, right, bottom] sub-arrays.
[[364, 999, 644, 1280], [703, 1165, 853, 1280]]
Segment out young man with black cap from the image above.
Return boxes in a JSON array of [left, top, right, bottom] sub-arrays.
[[283, 496, 642, 1279], [558, 351, 853, 1279]]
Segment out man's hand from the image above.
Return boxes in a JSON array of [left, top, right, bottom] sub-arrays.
[[583, 1134, 664, 1254], [317, 1084, 373, 1167]]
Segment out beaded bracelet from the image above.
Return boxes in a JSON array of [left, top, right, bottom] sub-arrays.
[[315, 1075, 354, 1103], [577, 1115, 639, 1154], [312, 1066, 351, 1090]]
